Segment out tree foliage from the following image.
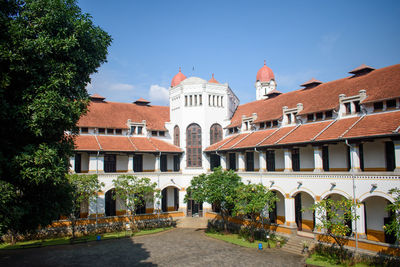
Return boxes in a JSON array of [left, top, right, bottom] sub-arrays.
[[113, 175, 158, 230], [185, 167, 242, 232], [67, 174, 103, 238], [233, 183, 279, 242], [0, 0, 111, 236], [385, 188, 400, 244], [311, 197, 358, 250]]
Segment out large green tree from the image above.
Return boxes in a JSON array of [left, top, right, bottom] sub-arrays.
[[0, 0, 111, 236], [233, 183, 279, 242], [310, 197, 358, 251], [385, 188, 400, 244], [185, 167, 243, 232], [113, 175, 158, 231], [67, 174, 104, 239]]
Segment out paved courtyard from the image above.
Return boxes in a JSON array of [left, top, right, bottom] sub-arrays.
[[0, 228, 304, 266]]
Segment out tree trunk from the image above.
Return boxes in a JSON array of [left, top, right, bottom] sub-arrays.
[[221, 211, 229, 233], [10, 230, 16, 245]]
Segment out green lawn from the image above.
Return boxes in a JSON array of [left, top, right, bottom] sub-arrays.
[[0, 227, 172, 250], [205, 232, 277, 249], [306, 253, 370, 267]]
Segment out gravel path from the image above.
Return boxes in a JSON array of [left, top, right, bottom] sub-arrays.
[[0, 228, 304, 266]]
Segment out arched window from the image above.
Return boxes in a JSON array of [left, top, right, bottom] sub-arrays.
[[174, 125, 180, 147], [186, 123, 202, 167], [210, 123, 223, 145]]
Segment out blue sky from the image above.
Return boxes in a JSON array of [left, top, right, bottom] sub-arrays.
[[78, 0, 400, 106]]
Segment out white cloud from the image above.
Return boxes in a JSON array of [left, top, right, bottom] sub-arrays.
[[109, 83, 135, 91], [149, 84, 169, 104]]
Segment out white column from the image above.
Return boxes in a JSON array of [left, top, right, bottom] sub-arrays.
[[350, 144, 361, 172], [259, 151, 267, 172], [238, 152, 245, 171], [313, 200, 325, 233], [69, 156, 75, 173], [394, 140, 400, 172], [155, 154, 160, 172], [89, 192, 105, 216], [350, 101, 356, 114], [128, 154, 134, 172], [220, 154, 227, 170], [353, 202, 366, 239], [89, 153, 104, 173], [179, 189, 186, 213], [313, 146, 323, 172], [204, 154, 211, 172], [284, 149, 292, 172], [284, 196, 296, 227]]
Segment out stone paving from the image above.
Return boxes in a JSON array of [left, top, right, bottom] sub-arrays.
[[0, 228, 305, 267]]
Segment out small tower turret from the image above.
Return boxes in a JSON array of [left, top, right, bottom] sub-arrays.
[[255, 60, 277, 100]]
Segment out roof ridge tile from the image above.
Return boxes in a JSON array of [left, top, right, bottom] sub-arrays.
[[275, 125, 300, 144], [147, 137, 160, 151], [127, 136, 138, 151], [339, 115, 366, 138], [311, 119, 338, 141], [94, 135, 103, 150], [255, 128, 281, 147], [229, 132, 253, 149], [215, 134, 241, 151]]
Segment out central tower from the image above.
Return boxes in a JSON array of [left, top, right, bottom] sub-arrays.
[[255, 61, 277, 100]]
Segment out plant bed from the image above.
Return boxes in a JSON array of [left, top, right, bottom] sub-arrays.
[[305, 244, 400, 267], [0, 227, 172, 250], [205, 232, 277, 249]]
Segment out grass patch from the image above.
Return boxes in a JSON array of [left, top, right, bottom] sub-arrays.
[[306, 253, 370, 267], [0, 227, 172, 250], [205, 232, 276, 249]]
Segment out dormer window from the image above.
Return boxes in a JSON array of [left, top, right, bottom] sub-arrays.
[[137, 126, 143, 135], [374, 102, 383, 111], [115, 129, 122, 135], [325, 110, 333, 119], [344, 102, 351, 114], [98, 128, 105, 134], [159, 131, 165, 136], [81, 127, 88, 133], [107, 129, 114, 134], [316, 112, 323, 121], [152, 131, 157, 136], [260, 122, 265, 129], [387, 99, 396, 109], [272, 120, 278, 127], [307, 114, 314, 121], [130, 126, 136, 134]]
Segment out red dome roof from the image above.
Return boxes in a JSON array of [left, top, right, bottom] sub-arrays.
[[256, 60, 275, 82], [171, 67, 187, 87], [208, 73, 219, 84]]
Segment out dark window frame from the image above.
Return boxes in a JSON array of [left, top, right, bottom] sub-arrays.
[[186, 123, 202, 167], [210, 123, 223, 145]]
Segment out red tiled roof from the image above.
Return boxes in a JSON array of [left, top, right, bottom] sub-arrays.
[[343, 111, 400, 139], [204, 134, 241, 152], [349, 64, 375, 74], [74, 135, 100, 151], [314, 117, 359, 141], [301, 78, 323, 87], [228, 64, 400, 128], [74, 135, 182, 153], [206, 111, 400, 152], [134, 98, 150, 104], [77, 101, 169, 131], [279, 121, 331, 144]]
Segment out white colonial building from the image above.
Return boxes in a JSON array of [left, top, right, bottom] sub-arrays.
[[70, 62, 400, 251]]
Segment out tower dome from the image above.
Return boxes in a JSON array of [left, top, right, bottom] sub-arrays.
[[171, 67, 187, 87], [256, 60, 275, 82]]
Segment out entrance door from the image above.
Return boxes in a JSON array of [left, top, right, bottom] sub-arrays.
[[187, 200, 203, 217], [105, 189, 116, 217], [74, 154, 81, 173], [161, 188, 167, 212], [295, 193, 302, 231]]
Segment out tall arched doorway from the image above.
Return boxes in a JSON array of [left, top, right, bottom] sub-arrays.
[[161, 186, 179, 212], [105, 189, 116, 217], [269, 190, 285, 225], [364, 196, 395, 244], [324, 193, 352, 236], [294, 192, 315, 231]]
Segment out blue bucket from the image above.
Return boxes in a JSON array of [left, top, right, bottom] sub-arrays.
[[96, 235, 101, 241], [258, 243, 263, 250]]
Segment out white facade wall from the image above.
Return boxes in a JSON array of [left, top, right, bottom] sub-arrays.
[[116, 155, 129, 171], [329, 143, 348, 171], [364, 196, 389, 231], [143, 154, 155, 171], [300, 146, 314, 171], [275, 149, 284, 171], [301, 193, 314, 221], [364, 141, 386, 170]]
